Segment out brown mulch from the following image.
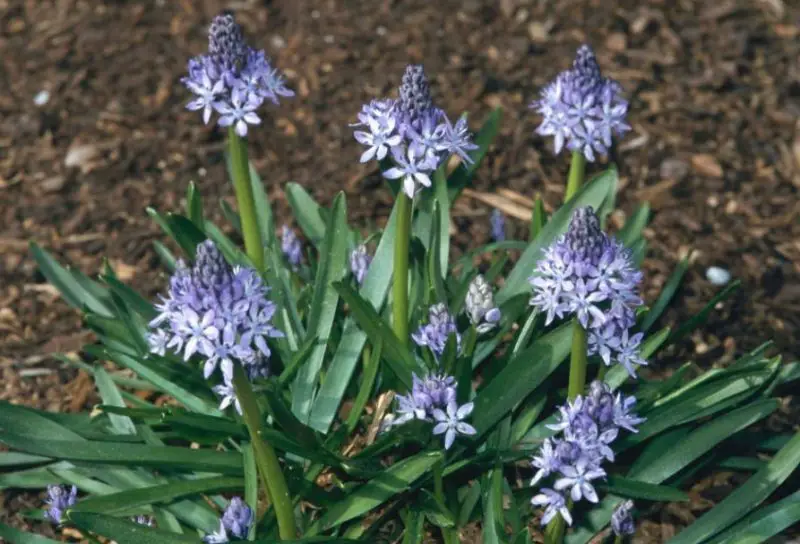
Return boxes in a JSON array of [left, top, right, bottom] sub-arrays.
[[1, 0, 799, 541]]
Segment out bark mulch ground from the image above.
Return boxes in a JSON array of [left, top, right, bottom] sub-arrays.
[[1, 0, 799, 541]]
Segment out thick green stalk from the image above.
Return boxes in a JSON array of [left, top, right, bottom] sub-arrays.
[[228, 128, 265, 271], [567, 320, 588, 400], [564, 150, 586, 202], [392, 192, 412, 347], [614, 536, 623, 544], [232, 365, 296, 539], [545, 321, 588, 543], [596, 362, 608, 382], [434, 459, 457, 544]]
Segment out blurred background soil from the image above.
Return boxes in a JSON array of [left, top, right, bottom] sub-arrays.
[[1, 0, 799, 541]]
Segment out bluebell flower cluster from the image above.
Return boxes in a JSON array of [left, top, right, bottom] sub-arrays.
[[350, 244, 372, 286], [204, 496, 253, 543], [352, 65, 477, 198], [531, 44, 630, 162], [530, 381, 644, 526], [44, 484, 77, 524], [611, 499, 636, 536], [281, 225, 303, 269], [183, 12, 294, 136], [148, 240, 282, 412], [465, 275, 502, 334], [412, 303, 461, 358], [392, 373, 476, 450], [490, 209, 506, 242], [529, 207, 646, 376]]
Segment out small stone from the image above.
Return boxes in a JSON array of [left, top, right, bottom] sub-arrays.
[[606, 33, 627, 52], [659, 158, 689, 181], [64, 143, 99, 172], [527, 20, 551, 43], [40, 175, 66, 193], [34, 90, 50, 106], [706, 266, 731, 286], [691, 154, 724, 178]]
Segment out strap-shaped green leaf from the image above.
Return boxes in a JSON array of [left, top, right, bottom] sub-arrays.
[[670, 430, 800, 543], [72, 476, 244, 514], [292, 192, 348, 422], [29, 242, 113, 317], [0, 433, 242, 475], [307, 452, 442, 534], [0, 522, 62, 544], [67, 512, 199, 544], [599, 475, 688, 502], [472, 323, 572, 436]]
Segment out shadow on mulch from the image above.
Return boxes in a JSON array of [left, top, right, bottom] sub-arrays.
[[1, 0, 799, 541]]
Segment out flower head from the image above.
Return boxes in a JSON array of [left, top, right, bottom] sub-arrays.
[[350, 245, 372, 286], [529, 207, 645, 375], [531, 44, 629, 161], [612, 500, 636, 536], [221, 497, 253, 539], [353, 64, 475, 197], [529, 381, 643, 523], [148, 240, 282, 382], [465, 275, 502, 333], [133, 515, 154, 527], [44, 484, 77, 524], [412, 303, 461, 358], [183, 12, 293, 130]]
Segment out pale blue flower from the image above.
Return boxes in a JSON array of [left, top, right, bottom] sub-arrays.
[[432, 401, 477, 450]]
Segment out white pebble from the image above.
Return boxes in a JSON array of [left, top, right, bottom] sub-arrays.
[[34, 90, 50, 106], [706, 266, 731, 286]]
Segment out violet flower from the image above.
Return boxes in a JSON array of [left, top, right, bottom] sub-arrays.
[[44, 484, 77, 524], [183, 12, 293, 131], [352, 64, 476, 197], [531, 44, 630, 161], [529, 381, 643, 525], [411, 303, 461, 358], [528, 207, 646, 376], [148, 240, 282, 383]]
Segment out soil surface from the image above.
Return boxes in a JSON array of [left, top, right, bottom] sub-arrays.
[[1, 0, 799, 541]]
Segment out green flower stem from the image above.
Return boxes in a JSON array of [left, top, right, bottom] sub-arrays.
[[545, 320, 588, 543], [232, 365, 296, 539], [597, 362, 608, 382], [615, 536, 623, 544], [433, 459, 457, 544], [228, 128, 265, 271], [567, 319, 588, 400], [392, 192, 412, 347], [544, 498, 573, 544], [564, 150, 586, 202]]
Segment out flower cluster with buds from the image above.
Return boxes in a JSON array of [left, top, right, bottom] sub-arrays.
[[531, 45, 630, 161], [530, 381, 644, 526], [281, 225, 303, 269], [183, 12, 294, 136], [44, 485, 77, 524], [465, 275, 502, 333], [350, 244, 372, 286], [612, 499, 637, 536], [392, 373, 476, 450], [529, 206, 646, 376], [204, 497, 253, 543], [490, 209, 506, 242], [148, 240, 283, 412], [412, 303, 461, 358], [352, 65, 477, 198]]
